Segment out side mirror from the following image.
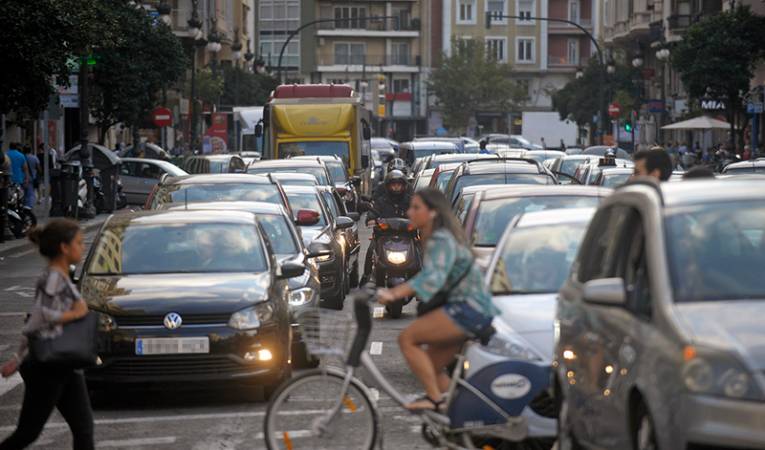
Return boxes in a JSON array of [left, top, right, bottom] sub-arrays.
[[254, 123, 264, 138], [583, 278, 626, 306], [350, 176, 362, 187], [296, 209, 320, 226], [306, 241, 332, 258], [346, 212, 360, 221], [335, 216, 355, 229], [278, 261, 305, 279]]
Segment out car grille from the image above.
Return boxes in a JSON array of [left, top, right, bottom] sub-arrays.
[[115, 314, 231, 328], [98, 355, 245, 377], [529, 390, 558, 418]]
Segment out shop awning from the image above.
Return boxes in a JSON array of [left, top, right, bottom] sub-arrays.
[[661, 116, 732, 130]]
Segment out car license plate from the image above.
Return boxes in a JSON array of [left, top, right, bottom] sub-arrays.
[[135, 337, 209, 355]]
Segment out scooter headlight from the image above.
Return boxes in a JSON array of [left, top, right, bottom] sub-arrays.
[[385, 250, 408, 265]]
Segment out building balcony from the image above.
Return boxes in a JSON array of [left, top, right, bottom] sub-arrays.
[[547, 18, 593, 34], [316, 17, 420, 37], [316, 54, 421, 73], [548, 55, 580, 68]]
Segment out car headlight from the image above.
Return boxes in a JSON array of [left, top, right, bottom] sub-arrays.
[[385, 250, 408, 265], [682, 346, 762, 400], [229, 303, 274, 330], [288, 288, 314, 307], [484, 333, 542, 362]]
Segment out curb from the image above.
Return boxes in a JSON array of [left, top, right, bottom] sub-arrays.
[[0, 216, 108, 258]]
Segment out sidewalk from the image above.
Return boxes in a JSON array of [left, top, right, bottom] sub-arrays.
[[0, 199, 130, 257]]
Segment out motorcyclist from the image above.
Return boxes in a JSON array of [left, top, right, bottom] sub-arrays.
[[361, 169, 413, 285], [599, 148, 617, 167]]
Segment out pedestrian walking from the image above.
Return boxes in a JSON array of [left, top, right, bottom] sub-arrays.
[[540, 137, 547, 149], [23, 146, 39, 208], [478, 139, 490, 154], [560, 139, 566, 152], [377, 188, 497, 411], [6, 144, 29, 188], [0, 219, 94, 450]]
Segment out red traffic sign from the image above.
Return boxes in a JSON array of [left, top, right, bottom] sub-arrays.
[[608, 102, 621, 118], [151, 107, 173, 127]]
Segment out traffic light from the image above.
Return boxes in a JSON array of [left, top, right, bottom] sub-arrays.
[[377, 75, 386, 117], [624, 121, 633, 132]]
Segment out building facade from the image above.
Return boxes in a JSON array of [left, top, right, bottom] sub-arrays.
[[441, 0, 596, 134]]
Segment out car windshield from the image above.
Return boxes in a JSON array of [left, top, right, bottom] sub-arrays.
[[277, 178, 317, 187], [665, 200, 765, 302], [436, 170, 455, 192], [325, 161, 348, 183], [248, 166, 330, 185], [287, 192, 327, 227], [560, 158, 591, 176], [279, 141, 350, 168], [258, 214, 300, 255], [452, 173, 553, 201], [473, 196, 600, 246], [88, 223, 267, 275], [490, 223, 588, 295], [602, 172, 631, 187], [415, 148, 454, 159], [154, 183, 281, 207]]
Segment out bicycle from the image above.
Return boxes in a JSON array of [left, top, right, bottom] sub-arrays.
[[263, 287, 544, 449]]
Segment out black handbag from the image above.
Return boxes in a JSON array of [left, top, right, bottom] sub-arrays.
[[29, 312, 98, 368], [416, 259, 474, 317]]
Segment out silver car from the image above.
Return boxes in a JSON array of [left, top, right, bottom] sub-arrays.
[[555, 178, 765, 450], [119, 158, 187, 205], [469, 208, 595, 446]]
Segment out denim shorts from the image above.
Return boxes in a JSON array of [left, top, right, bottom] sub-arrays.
[[443, 302, 493, 338]]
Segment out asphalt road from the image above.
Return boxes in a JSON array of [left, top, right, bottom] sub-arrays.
[[0, 224, 431, 449]]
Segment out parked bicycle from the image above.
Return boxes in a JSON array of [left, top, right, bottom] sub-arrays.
[[263, 287, 544, 449]]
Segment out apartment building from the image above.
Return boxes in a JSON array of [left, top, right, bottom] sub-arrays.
[[441, 0, 596, 134], [253, 0, 317, 82]]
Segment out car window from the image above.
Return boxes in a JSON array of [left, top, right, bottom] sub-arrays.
[[229, 157, 246, 173], [436, 171, 455, 192], [326, 162, 347, 183], [89, 223, 267, 275], [454, 193, 474, 225], [491, 223, 588, 294], [602, 172, 631, 187], [153, 183, 282, 207], [138, 163, 163, 179], [472, 196, 601, 246], [249, 166, 330, 185], [665, 200, 765, 302], [617, 211, 651, 318], [286, 192, 328, 227], [322, 191, 340, 219], [258, 214, 300, 256], [120, 162, 136, 176], [577, 205, 634, 282], [451, 174, 551, 203]]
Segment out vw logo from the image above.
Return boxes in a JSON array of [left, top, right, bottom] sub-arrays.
[[163, 312, 183, 330]]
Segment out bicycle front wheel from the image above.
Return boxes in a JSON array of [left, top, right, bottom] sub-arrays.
[[263, 369, 378, 450]]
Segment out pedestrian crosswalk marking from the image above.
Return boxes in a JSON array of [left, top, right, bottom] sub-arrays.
[[370, 341, 383, 355]]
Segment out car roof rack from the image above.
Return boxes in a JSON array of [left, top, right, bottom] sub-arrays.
[[616, 177, 665, 205]]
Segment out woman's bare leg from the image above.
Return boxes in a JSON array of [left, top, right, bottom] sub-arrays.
[[426, 343, 463, 393], [398, 308, 465, 408]]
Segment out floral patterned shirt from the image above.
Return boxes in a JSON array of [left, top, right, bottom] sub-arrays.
[[409, 229, 498, 317]]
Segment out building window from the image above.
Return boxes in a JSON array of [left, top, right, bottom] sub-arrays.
[[516, 0, 535, 24], [516, 37, 535, 63], [569, 0, 580, 23], [458, 0, 476, 23], [456, 37, 474, 56], [486, 37, 507, 62], [487, 0, 508, 23], [391, 42, 410, 65], [259, 0, 300, 32], [334, 6, 367, 29], [260, 37, 300, 68], [567, 39, 579, 65], [334, 43, 366, 65], [393, 79, 410, 93]]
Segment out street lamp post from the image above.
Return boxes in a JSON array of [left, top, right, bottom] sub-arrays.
[[487, 11, 611, 145], [188, 0, 203, 153], [656, 47, 671, 146], [632, 51, 644, 151]]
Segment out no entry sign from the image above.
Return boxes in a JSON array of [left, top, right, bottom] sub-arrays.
[[152, 107, 173, 127], [608, 103, 621, 118]]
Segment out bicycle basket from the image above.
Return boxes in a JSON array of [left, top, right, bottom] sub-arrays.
[[296, 308, 356, 358]]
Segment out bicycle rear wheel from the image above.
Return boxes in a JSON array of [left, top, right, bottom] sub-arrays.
[[263, 369, 377, 450]]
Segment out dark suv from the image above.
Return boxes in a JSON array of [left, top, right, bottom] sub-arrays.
[[444, 158, 558, 205]]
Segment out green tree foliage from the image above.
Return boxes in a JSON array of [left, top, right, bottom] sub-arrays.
[[89, 0, 187, 143], [221, 67, 279, 107], [430, 39, 527, 133], [0, 0, 118, 115], [188, 69, 225, 106], [552, 58, 637, 128], [672, 6, 765, 147]]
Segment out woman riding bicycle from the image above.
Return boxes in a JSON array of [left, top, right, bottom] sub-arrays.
[[377, 188, 498, 411]]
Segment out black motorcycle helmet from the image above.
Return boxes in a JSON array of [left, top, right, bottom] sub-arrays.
[[384, 169, 408, 196]]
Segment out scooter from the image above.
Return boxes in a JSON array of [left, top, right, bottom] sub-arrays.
[[370, 217, 421, 318], [7, 184, 37, 238]]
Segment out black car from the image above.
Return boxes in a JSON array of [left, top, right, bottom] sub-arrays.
[[282, 185, 355, 310], [164, 201, 324, 366], [315, 185, 361, 288], [80, 210, 308, 389], [146, 174, 290, 212], [444, 158, 559, 205]]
